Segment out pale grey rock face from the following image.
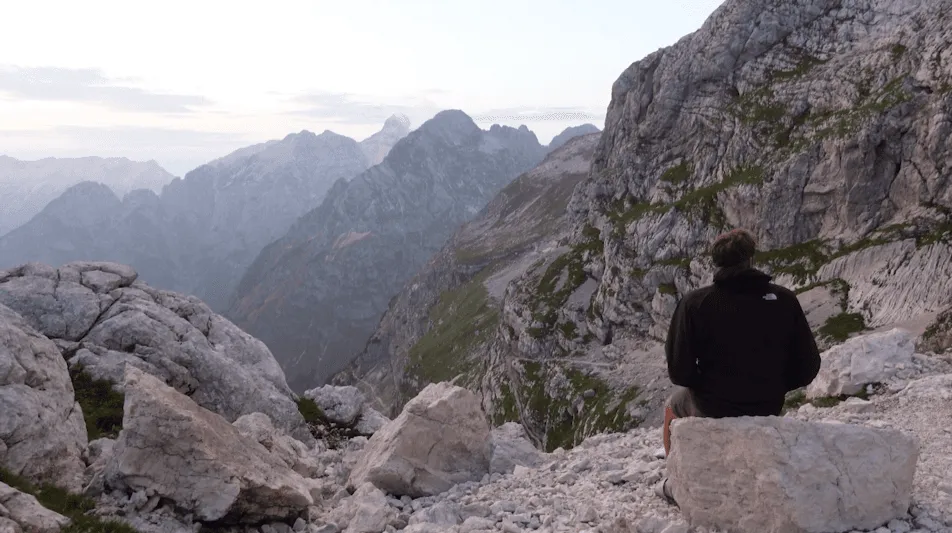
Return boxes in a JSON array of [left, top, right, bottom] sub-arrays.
[[668, 416, 919, 533], [0, 482, 70, 533], [0, 303, 86, 492], [230, 110, 548, 391], [347, 383, 492, 497], [103, 367, 314, 523], [0, 129, 372, 311], [490, 423, 544, 475], [304, 385, 367, 426], [0, 261, 310, 441], [808, 328, 916, 398]]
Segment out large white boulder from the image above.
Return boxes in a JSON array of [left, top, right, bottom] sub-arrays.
[[304, 385, 366, 425], [0, 262, 311, 442], [668, 416, 919, 533], [0, 482, 70, 533], [0, 303, 87, 492], [807, 328, 915, 398], [347, 382, 491, 497], [102, 367, 313, 523]]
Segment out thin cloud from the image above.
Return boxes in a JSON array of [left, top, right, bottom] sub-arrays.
[[0, 126, 253, 176], [287, 92, 440, 125], [470, 106, 605, 123], [0, 66, 211, 113]]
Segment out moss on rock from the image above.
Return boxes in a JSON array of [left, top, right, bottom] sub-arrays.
[[0, 466, 138, 532], [70, 367, 125, 441]]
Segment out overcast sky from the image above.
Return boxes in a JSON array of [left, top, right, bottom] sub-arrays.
[[0, 0, 725, 176]]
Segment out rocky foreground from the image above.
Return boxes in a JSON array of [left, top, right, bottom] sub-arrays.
[[1, 261, 951, 533]]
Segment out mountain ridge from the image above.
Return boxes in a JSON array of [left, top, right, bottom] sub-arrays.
[[228, 110, 558, 391]]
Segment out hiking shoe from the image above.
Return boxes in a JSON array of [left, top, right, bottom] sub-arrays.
[[654, 476, 678, 507]]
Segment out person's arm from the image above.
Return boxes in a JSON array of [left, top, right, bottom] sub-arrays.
[[665, 297, 701, 387], [785, 296, 822, 391]]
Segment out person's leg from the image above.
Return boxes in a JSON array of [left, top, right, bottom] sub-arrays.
[[663, 404, 676, 456], [663, 386, 695, 456]]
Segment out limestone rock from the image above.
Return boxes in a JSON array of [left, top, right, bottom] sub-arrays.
[[233, 413, 321, 477], [919, 307, 952, 354], [668, 416, 919, 533], [103, 367, 313, 523], [304, 385, 366, 425], [354, 408, 390, 436], [348, 383, 491, 497], [0, 482, 70, 533], [0, 262, 311, 441], [807, 329, 916, 399], [490, 423, 544, 474], [0, 303, 86, 491]]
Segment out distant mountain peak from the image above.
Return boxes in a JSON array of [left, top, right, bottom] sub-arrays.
[[360, 114, 414, 166], [384, 114, 412, 131], [548, 124, 601, 152]]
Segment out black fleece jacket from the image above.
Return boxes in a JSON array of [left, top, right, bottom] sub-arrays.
[[664, 267, 821, 418]]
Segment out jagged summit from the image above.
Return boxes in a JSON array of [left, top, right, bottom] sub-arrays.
[[359, 114, 414, 166], [383, 113, 412, 131]]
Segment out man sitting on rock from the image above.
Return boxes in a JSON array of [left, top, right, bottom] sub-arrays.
[[655, 228, 821, 505]]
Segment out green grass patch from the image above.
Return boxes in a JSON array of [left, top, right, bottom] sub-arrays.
[[916, 219, 952, 248], [754, 239, 830, 284], [515, 361, 642, 451], [492, 383, 521, 426], [659, 161, 693, 185], [658, 257, 691, 270], [407, 269, 500, 384], [558, 321, 579, 339], [295, 397, 328, 424], [70, 367, 124, 441], [670, 165, 765, 228], [819, 312, 867, 342], [890, 44, 907, 61], [0, 467, 138, 533], [658, 282, 677, 295], [526, 227, 603, 337], [606, 200, 668, 237], [771, 55, 828, 81]]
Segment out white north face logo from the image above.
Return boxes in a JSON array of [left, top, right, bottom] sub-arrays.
[[763, 293, 778, 300]]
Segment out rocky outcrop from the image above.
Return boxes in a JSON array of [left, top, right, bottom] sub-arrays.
[[807, 327, 916, 398], [0, 123, 387, 310], [0, 261, 310, 440], [230, 110, 549, 390], [0, 303, 86, 492], [0, 482, 70, 533], [348, 383, 491, 497], [919, 306, 952, 354], [102, 367, 314, 524], [668, 416, 919, 533], [0, 155, 175, 237], [547, 124, 600, 152], [336, 131, 602, 422]]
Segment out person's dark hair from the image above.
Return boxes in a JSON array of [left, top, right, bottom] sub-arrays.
[[710, 228, 757, 268]]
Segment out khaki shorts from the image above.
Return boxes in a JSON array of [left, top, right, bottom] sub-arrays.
[[665, 386, 705, 418]]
